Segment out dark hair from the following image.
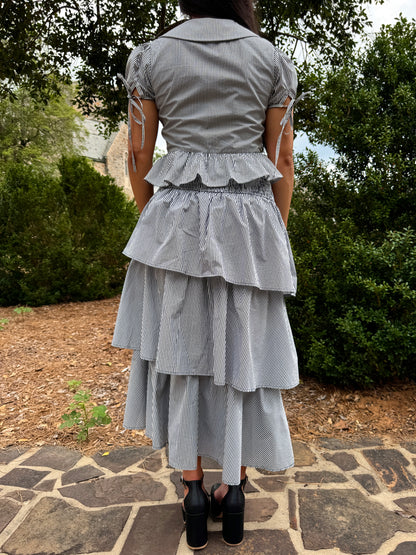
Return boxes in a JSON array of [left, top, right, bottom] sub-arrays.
[[178, 0, 259, 34]]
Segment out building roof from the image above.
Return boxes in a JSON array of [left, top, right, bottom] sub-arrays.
[[78, 118, 118, 163]]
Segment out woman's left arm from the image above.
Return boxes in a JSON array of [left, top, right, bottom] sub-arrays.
[[128, 92, 159, 212]]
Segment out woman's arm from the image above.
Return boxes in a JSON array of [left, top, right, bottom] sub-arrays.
[[263, 97, 294, 227], [128, 90, 159, 212]]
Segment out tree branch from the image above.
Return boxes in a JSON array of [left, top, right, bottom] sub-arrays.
[[275, 31, 306, 42], [156, 3, 167, 36]]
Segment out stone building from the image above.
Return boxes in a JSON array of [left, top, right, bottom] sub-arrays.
[[80, 118, 132, 198]]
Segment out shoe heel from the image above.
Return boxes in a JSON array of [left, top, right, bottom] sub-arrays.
[[222, 511, 244, 546], [184, 511, 208, 550]]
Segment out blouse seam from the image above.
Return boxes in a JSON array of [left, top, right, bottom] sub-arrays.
[[133, 42, 154, 99], [268, 46, 282, 106], [268, 89, 293, 108]]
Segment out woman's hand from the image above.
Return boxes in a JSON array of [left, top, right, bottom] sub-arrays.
[[263, 97, 294, 227], [128, 91, 159, 213]]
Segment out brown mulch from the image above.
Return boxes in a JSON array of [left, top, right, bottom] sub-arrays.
[[1, 297, 415, 455]]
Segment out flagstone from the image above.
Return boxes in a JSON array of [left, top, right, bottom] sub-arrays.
[[353, 473, 381, 495], [2, 497, 130, 555], [294, 470, 348, 483], [59, 473, 166, 507], [0, 468, 49, 489], [363, 449, 416, 492], [0, 447, 28, 465], [92, 446, 154, 473], [33, 479, 56, 492], [318, 437, 383, 450], [23, 446, 81, 471], [201, 530, 297, 554], [120, 503, 183, 555], [61, 464, 104, 486], [244, 498, 278, 522], [6, 490, 36, 502], [299, 488, 416, 553], [293, 441, 317, 466], [0, 498, 20, 534], [253, 476, 287, 492], [394, 497, 416, 518], [324, 451, 359, 471], [389, 542, 416, 554]]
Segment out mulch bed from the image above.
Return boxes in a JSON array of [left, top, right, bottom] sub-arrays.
[[1, 297, 415, 454]]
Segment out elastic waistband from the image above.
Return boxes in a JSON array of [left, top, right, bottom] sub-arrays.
[[162, 176, 274, 197]]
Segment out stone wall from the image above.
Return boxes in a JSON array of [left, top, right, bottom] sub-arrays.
[[92, 161, 107, 176], [106, 123, 132, 198]]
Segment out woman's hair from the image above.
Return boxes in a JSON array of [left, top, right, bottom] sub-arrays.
[[178, 0, 259, 34]]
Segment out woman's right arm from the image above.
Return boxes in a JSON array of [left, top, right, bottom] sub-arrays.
[[264, 97, 294, 228]]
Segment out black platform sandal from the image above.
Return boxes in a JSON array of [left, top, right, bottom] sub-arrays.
[[210, 477, 248, 545], [181, 476, 210, 550], [222, 477, 247, 546], [210, 482, 224, 521]]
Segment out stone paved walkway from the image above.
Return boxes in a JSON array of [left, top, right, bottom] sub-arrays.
[[0, 438, 416, 554]]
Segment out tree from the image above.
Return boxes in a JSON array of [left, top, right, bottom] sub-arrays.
[[0, 85, 84, 175], [0, 0, 67, 102], [258, 0, 381, 62], [1, 0, 383, 129], [300, 17, 416, 236]]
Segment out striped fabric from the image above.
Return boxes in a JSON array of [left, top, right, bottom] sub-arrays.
[[121, 180, 297, 293], [113, 17, 299, 485], [123, 17, 298, 187], [124, 356, 295, 485]]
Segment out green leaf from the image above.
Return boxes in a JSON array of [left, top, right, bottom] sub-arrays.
[[92, 405, 108, 418], [77, 429, 88, 442], [59, 411, 80, 428], [67, 379, 82, 391], [73, 391, 91, 403], [13, 306, 32, 314]]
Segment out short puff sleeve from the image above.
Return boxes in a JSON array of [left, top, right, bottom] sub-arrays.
[[125, 43, 154, 100], [268, 49, 298, 108], [118, 43, 154, 171]]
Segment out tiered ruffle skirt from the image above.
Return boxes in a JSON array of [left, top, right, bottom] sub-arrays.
[[113, 172, 299, 485]]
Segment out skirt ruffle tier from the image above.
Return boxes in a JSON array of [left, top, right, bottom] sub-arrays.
[[112, 178, 299, 485]]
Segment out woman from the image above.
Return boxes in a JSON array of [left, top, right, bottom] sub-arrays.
[[113, 0, 300, 549]]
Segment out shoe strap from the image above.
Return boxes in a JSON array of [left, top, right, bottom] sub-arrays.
[[180, 474, 204, 487]]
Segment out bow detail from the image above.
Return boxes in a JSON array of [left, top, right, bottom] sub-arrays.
[[274, 91, 311, 165], [117, 73, 146, 172]]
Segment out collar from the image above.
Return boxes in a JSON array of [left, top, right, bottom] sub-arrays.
[[160, 17, 257, 42]]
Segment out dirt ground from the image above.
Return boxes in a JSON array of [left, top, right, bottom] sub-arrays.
[[1, 297, 415, 454]]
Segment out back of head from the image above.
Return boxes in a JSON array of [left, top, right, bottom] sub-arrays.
[[178, 0, 259, 34]]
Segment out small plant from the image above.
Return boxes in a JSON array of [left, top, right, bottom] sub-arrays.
[[60, 380, 111, 442], [13, 306, 33, 315], [0, 318, 9, 330]]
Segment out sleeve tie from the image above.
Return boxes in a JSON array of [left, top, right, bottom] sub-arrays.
[[117, 73, 146, 172], [274, 91, 311, 166]]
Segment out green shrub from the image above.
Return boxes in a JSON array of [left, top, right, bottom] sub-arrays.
[[288, 154, 416, 388], [0, 157, 138, 306], [0, 164, 73, 306], [58, 156, 138, 301]]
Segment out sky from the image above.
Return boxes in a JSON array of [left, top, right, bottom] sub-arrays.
[[156, 1, 416, 155], [366, 0, 416, 32]]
